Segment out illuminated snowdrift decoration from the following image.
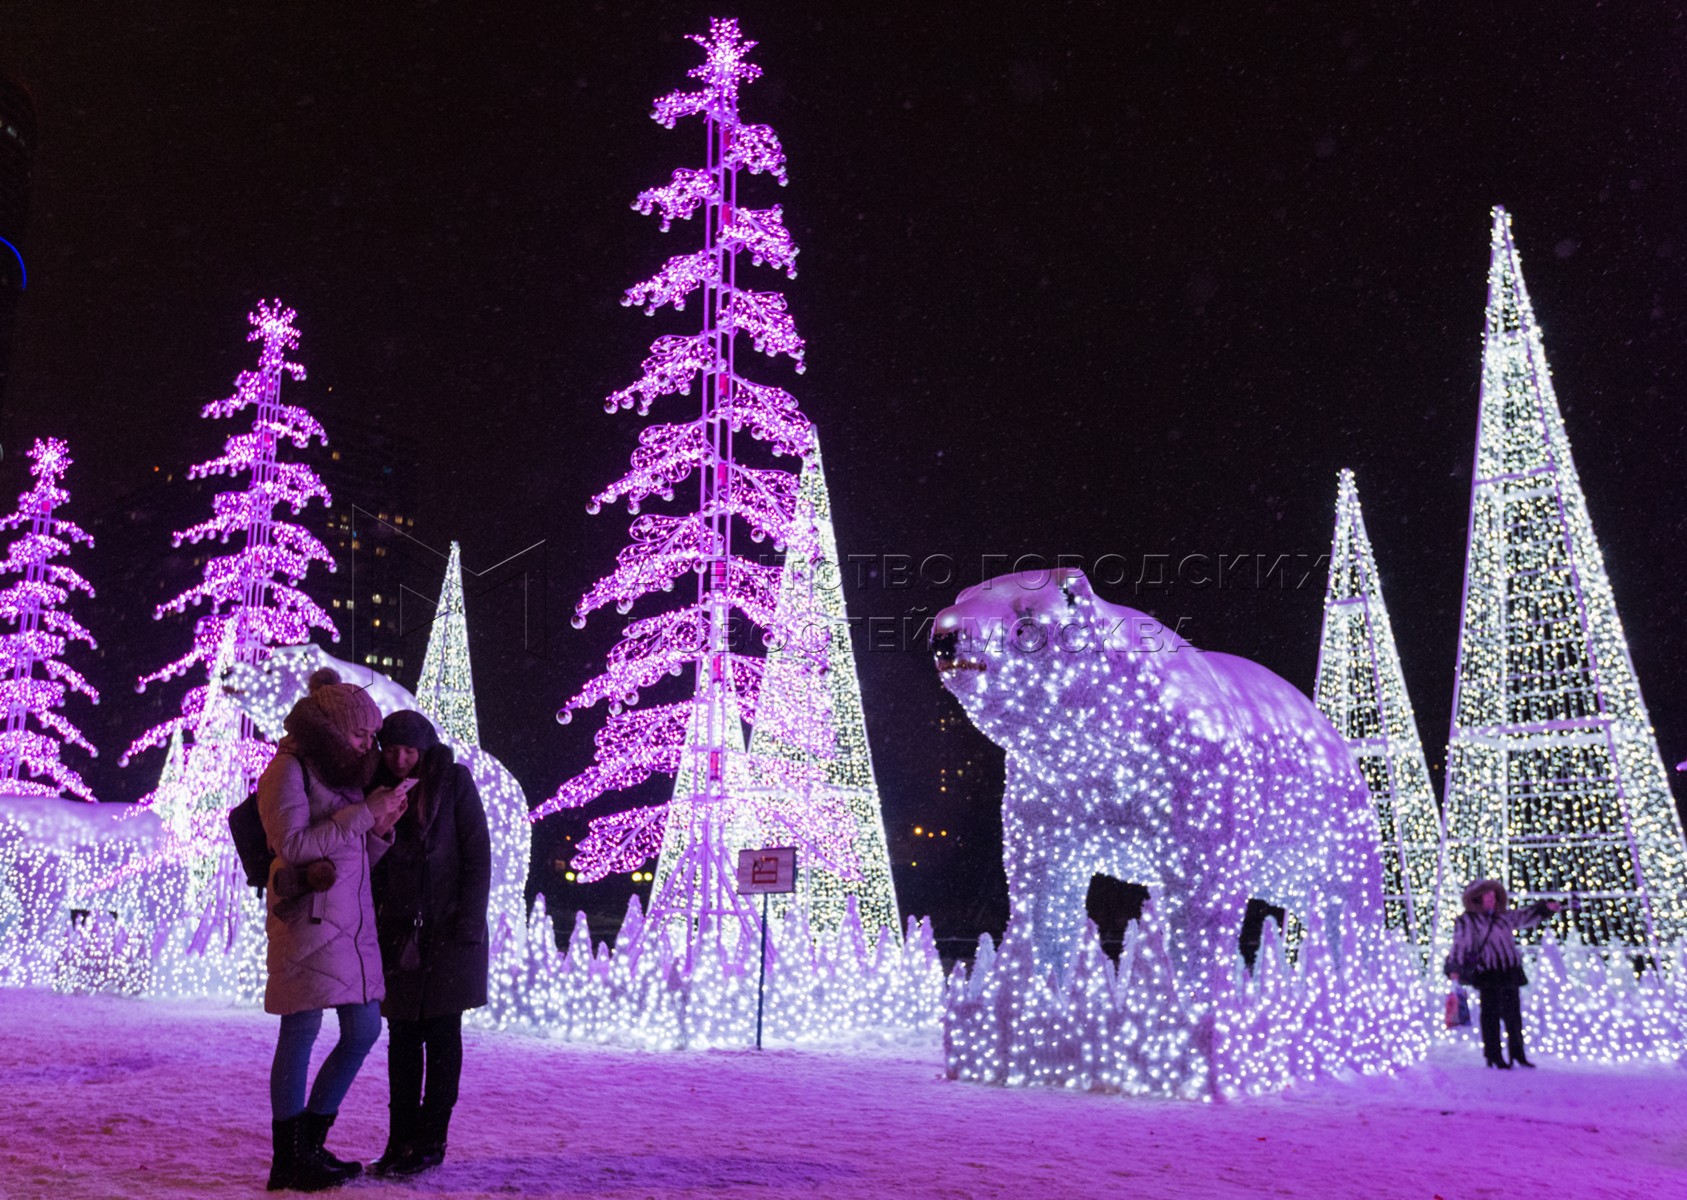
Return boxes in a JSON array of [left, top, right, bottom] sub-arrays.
[[945, 906, 1430, 1100], [933, 568, 1387, 996], [1511, 931, 1687, 1064], [490, 893, 943, 1048], [0, 795, 162, 988]]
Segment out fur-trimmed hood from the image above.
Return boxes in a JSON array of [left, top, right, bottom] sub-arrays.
[[1462, 878, 1508, 913]]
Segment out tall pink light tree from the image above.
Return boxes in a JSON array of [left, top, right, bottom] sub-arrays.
[[0, 437, 100, 801], [536, 19, 854, 949], [123, 300, 336, 847]]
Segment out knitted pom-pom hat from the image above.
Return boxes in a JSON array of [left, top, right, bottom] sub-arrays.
[[283, 667, 382, 746]]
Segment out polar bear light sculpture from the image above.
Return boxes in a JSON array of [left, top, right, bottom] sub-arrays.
[[933, 569, 1383, 994]]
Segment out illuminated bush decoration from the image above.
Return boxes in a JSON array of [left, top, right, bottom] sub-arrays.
[[1439, 208, 1687, 959], [542, 19, 889, 956], [945, 906, 1429, 1100], [933, 567, 1386, 997], [1313, 470, 1442, 956], [415, 540, 479, 745]]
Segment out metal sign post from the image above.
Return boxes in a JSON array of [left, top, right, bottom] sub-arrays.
[[735, 846, 797, 1050]]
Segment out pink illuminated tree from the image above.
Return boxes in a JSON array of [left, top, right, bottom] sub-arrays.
[[0, 437, 100, 801], [122, 300, 336, 807], [537, 20, 856, 947]]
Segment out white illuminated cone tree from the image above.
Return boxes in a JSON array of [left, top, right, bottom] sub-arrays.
[[539, 20, 859, 956], [415, 540, 479, 745], [1313, 469, 1441, 954], [1440, 207, 1687, 959], [741, 442, 899, 942], [0, 438, 100, 801]]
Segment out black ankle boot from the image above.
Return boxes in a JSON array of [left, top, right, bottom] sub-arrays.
[[268, 1115, 350, 1192], [1510, 1052, 1536, 1068], [1484, 1054, 1510, 1069], [389, 1104, 451, 1176], [372, 1104, 420, 1178], [300, 1110, 362, 1182]]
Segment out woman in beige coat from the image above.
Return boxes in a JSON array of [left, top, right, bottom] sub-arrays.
[[257, 669, 410, 1191]]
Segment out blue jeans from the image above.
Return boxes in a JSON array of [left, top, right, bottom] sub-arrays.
[[270, 1001, 383, 1120]]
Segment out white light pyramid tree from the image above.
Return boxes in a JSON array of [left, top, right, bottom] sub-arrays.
[[122, 301, 337, 931], [742, 442, 899, 942], [414, 540, 479, 745], [1312, 469, 1441, 954], [409, 544, 530, 982], [1440, 207, 1687, 961], [536, 19, 861, 958], [0, 437, 100, 801]]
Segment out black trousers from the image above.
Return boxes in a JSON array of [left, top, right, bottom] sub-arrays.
[[1476, 981, 1525, 1062], [388, 1012, 464, 1115]]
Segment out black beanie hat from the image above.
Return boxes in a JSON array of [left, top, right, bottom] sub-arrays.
[[379, 709, 440, 752]]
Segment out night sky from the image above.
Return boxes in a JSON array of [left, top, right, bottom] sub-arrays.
[[3, 3, 1686, 950]]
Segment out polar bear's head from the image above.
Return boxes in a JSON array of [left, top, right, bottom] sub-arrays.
[[220, 643, 421, 740], [931, 568, 1181, 750]]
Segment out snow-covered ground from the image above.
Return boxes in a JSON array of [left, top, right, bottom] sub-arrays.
[[2, 987, 1684, 1200]]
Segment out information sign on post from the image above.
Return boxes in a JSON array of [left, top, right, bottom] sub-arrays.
[[736, 846, 797, 895], [736, 846, 797, 1050]]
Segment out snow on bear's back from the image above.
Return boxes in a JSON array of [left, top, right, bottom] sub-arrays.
[[222, 644, 420, 740]]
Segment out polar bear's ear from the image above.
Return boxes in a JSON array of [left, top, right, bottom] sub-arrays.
[[1056, 568, 1092, 607]]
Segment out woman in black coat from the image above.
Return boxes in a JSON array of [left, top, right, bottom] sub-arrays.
[[368, 710, 491, 1176]]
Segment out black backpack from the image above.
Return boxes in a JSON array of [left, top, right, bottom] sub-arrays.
[[228, 757, 310, 895]]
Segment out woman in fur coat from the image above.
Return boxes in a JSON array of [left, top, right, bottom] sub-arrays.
[[1445, 878, 1562, 1069]]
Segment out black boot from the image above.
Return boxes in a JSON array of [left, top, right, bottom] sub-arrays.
[[299, 1110, 362, 1182], [371, 1103, 420, 1178], [1484, 1053, 1510, 1069], [1508, 1032, 1535, 1068], [389, 1104, 451, 1176], [268, 1115, 349, 1193]]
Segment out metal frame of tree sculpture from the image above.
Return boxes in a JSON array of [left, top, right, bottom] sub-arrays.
[[540, 20, 859, 961]]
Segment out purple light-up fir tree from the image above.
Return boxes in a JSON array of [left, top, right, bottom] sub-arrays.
[[537, 19, 854, 948], [122, 300, 336, 804], [0, 437, 100, 801]]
